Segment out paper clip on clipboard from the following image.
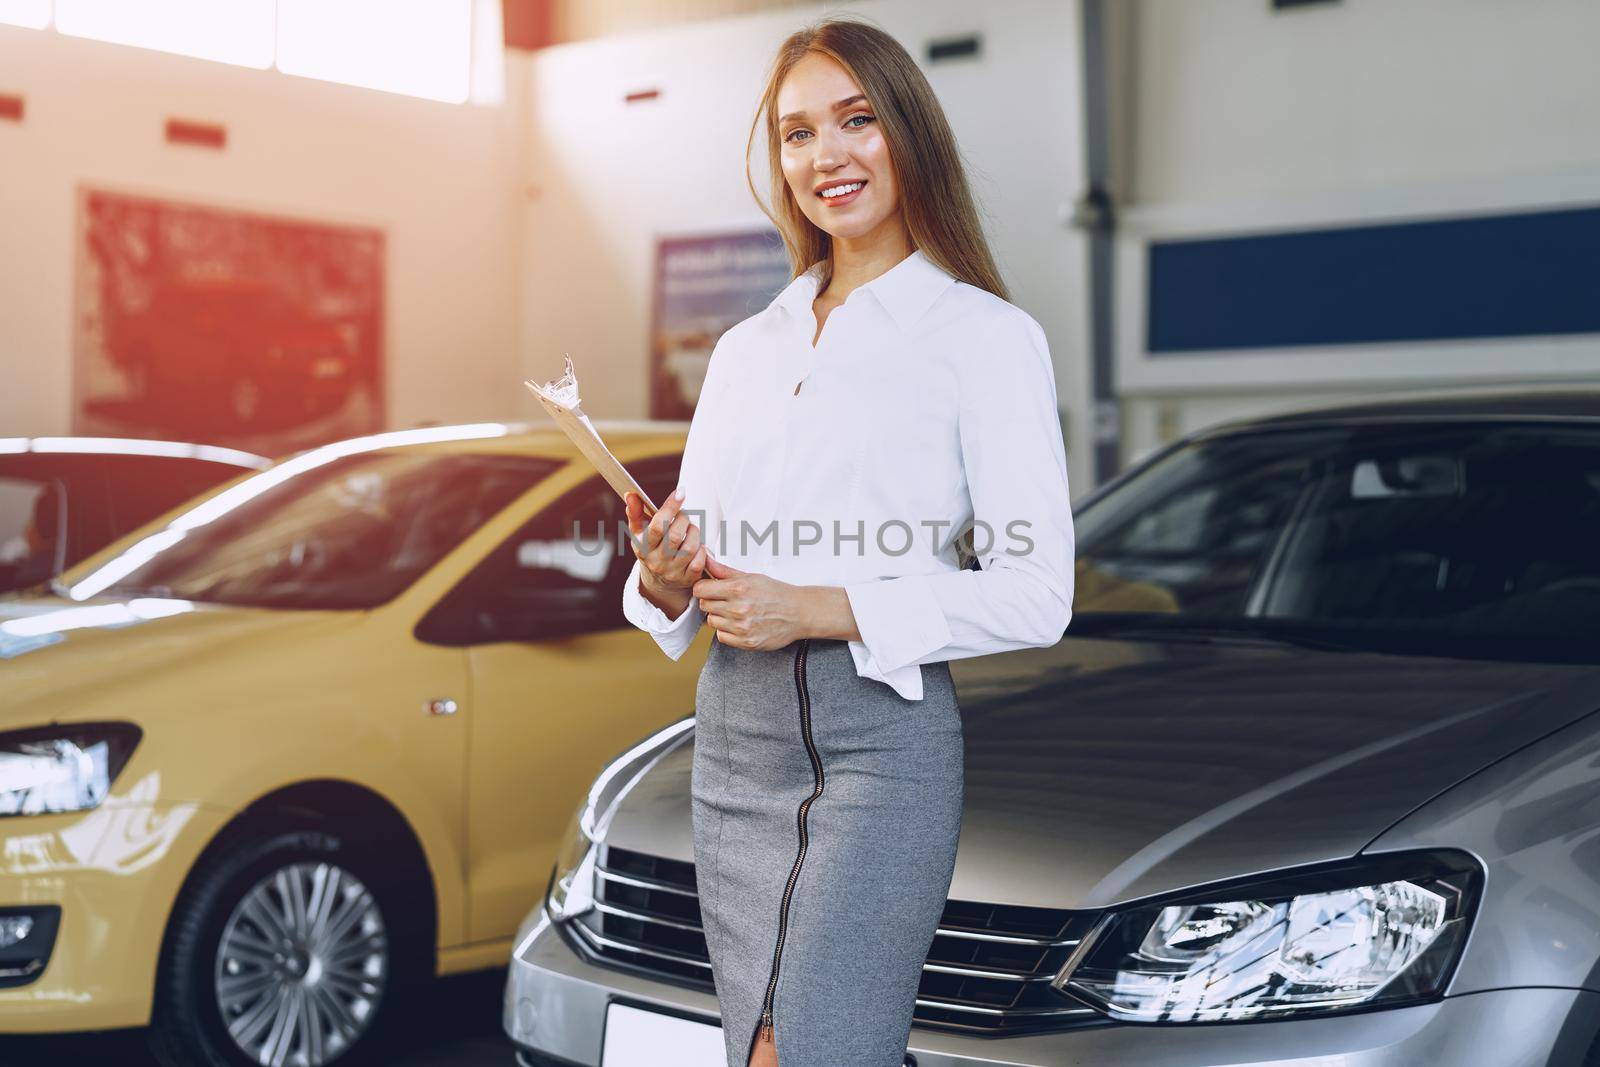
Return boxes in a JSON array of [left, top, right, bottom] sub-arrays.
[[523, 354, 661, 520]]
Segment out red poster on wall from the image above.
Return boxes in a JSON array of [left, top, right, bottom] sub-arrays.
[[73, 188, 385, 457]]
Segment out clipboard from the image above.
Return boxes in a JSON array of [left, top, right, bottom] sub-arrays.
[[523, 354, 660, 519]]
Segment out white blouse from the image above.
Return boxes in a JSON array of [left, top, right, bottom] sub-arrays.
[[621, 247, 1075, 700]]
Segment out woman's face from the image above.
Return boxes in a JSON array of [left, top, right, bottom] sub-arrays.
[[776, 52, 901, 246]]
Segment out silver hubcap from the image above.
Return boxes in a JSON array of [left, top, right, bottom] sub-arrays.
[[214, 861, 388, 1067]]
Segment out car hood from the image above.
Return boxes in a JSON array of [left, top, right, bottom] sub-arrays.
[[0, 593, 360, 723], [605, 636, 1600, 910]]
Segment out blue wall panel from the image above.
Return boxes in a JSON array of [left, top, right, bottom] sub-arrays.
[[1147, 205, 1600, 354]]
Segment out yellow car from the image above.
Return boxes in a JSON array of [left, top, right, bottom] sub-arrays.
[[0, 420, 705, 1066]]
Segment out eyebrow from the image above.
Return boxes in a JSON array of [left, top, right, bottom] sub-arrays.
[[779, 94, 868, 126]]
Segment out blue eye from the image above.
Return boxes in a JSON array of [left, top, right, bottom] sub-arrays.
[[784, 113, 875, 144]]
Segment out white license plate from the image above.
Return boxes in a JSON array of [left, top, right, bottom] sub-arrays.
[[601, 1002, 725, 1066]]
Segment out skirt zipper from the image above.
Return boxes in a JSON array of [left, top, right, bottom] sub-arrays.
[[757, 637, 822, 1046]]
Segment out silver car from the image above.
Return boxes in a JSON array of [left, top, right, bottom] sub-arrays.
[[505, 391, 1600, 1066]]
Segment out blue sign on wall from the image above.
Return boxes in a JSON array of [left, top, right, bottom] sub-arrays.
[[1147, 204, 1600, 355]]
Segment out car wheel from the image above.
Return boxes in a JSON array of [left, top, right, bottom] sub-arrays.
[[148, 823, 428, 1067]]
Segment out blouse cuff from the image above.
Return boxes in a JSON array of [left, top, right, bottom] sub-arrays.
[[843, 573, 954, 675], [844, 643, 926, 701], [621, 557, 702, 661]]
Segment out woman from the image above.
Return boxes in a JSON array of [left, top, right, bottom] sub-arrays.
[[621, 15, 1075, 1067]]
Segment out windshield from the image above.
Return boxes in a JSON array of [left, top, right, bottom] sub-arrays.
[[70, 450, 558, 610], [1071, 421, 1600, 664]]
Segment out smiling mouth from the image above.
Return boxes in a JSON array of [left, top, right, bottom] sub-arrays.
[[817, 180, 866, 199]]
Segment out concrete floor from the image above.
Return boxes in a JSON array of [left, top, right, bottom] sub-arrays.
[[0, 968, 515, 1066]]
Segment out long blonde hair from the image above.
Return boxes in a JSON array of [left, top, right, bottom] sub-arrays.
[[745, 14, 1009, 303], [745, 14, 1003, 568]]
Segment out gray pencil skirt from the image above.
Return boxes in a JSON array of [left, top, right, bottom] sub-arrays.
[[691, 636, 965, 1067]]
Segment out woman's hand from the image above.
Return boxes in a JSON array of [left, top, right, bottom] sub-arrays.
[[692, 556, 815, 650], [625, 490, 707, 610]]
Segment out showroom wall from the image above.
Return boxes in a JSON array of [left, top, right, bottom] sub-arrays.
[[1110, 0, 1600, 462], [0, 23, 528, 443], [2, 4, 1096, 490], [517, 0, 1097, 496], [1124, 0, 1600, 206], [9, 2, 1595, 485]]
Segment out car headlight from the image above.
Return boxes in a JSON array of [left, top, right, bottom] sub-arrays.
[[0, 723, 142, 818], [1055, 850, 1482, 1023], [543, 717, 695, 923], [544, 797, 598, 922]]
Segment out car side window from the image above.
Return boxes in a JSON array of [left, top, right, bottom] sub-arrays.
[[0, 475, 68, 593], [100, 456, 252, 537], [498, 459, 684, 627], [507, 476, 626, 607], [418, 454, 683, 646]]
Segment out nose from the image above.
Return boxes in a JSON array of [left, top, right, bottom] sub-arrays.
[[810, 126, 849, 172]]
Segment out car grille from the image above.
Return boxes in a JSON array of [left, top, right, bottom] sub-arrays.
[[562, 844, 1107, 1036]]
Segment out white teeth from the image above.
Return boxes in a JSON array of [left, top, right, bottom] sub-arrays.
[[820, 182, 863, 198]]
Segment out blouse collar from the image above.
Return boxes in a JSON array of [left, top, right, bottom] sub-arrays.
[[767, 247, 957, 335]]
